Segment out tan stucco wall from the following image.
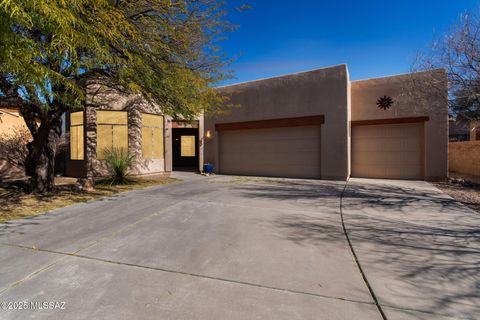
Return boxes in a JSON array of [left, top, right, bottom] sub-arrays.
[[346, 69, 352, 176], [205, 64, 350, 180], [198, 113, 205, 171], [164, 116, 173, 172], [449, 141, 480, 180], [351, 70, 448, 180]]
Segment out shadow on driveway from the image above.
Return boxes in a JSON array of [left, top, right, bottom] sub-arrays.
[[343, 179, 479, 319], [232, 177, 479, 319]]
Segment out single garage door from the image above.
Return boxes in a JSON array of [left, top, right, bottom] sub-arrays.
[[352, 123, 424, 179], [219, 126, 321, 179]]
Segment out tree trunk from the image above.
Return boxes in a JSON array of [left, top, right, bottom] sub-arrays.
[[25, 118, 62, 193]]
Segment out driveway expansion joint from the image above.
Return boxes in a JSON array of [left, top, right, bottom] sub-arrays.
[[0, 200, 187, 296], [0, 250, 68, 296], [0, 242, 376, 307], [339, 179, 388, 320]]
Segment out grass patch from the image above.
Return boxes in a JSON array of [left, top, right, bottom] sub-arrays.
[[0, 175, 178, 223]]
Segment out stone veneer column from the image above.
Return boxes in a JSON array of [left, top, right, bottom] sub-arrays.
[[85, 105, 97, 178], [127, 106, 142, 175]]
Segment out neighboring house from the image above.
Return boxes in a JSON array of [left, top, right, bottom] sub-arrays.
[[0, 107, 31, 180], [470, 120, 480, 141], [0, 107, 30, 136], [449, 117, 470, 141], [449, 116, 480, 141], [65, 64, 448, 181]]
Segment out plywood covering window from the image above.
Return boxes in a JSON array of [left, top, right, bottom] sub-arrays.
[[181, 136, 196, 157], [141, 113, 164, 159], [70, 111, 84, 160], [97, 111, 128, 159]]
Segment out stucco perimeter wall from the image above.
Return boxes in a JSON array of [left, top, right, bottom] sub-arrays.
[[66, 80, 172, 178], [205, 64, 350, 180], [449, 141, 480, 181], [351, 70, 448, 180]]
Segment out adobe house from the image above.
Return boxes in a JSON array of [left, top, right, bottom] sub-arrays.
[[65, 64, 448, 181], [449, 117, 471, 142], [65, 78, 204, 178], [0, 107, 30, 136], [470, 120, 480, 141], [0, 106, 31, 179]]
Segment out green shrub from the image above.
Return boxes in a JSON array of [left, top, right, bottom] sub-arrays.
[[102, 147, 133, 185]]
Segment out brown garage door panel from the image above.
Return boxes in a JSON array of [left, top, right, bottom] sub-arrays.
[[219, 126, 321, 179], [352, 123, 424, 179]]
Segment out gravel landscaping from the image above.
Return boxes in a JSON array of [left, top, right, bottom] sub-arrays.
[[433, 180, 480, 213]]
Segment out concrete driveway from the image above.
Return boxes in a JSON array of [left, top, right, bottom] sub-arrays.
[[0, 174, 477, 319], [343, 179, 479, 320]]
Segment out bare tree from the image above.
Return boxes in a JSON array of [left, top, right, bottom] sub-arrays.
[[414, 11, 480, 120]]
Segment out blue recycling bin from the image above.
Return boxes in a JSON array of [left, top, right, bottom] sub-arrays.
[[203, 163, 214, 174]]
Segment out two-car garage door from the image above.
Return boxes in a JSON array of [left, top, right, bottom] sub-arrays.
[[219, 126, 321, 179], [352, 123, 424, 180], [216, 118, 425, 180]]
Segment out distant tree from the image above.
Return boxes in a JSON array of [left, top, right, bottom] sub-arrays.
[[0, 0, 233, 193], [414, 11, 480, 120]]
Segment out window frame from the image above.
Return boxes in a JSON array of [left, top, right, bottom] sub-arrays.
[[70, 111, 84, 160], [141, 113, 164, 160], [96, 110, 129, 159], [180, 135, 196, 157]]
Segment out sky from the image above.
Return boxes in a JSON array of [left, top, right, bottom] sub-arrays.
[[218, 0, 480, 86]]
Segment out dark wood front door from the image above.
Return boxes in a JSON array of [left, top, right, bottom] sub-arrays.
[[172, 128, 199, 169]]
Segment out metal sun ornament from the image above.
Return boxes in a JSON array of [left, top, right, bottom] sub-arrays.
[[376, 95, 394, 110]]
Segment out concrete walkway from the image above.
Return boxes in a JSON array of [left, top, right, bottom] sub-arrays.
[[0, 174, 477, 319], [343, 178, 480, 320]]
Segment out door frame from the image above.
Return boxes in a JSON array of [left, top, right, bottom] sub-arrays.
[[171, 127, 200, 170]]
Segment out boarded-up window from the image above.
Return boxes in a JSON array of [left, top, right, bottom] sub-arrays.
[[97, 111, 128, 159], [181, 135, 196, 157], [70, 111, 84, 160], [141, 113, 164, 159]]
